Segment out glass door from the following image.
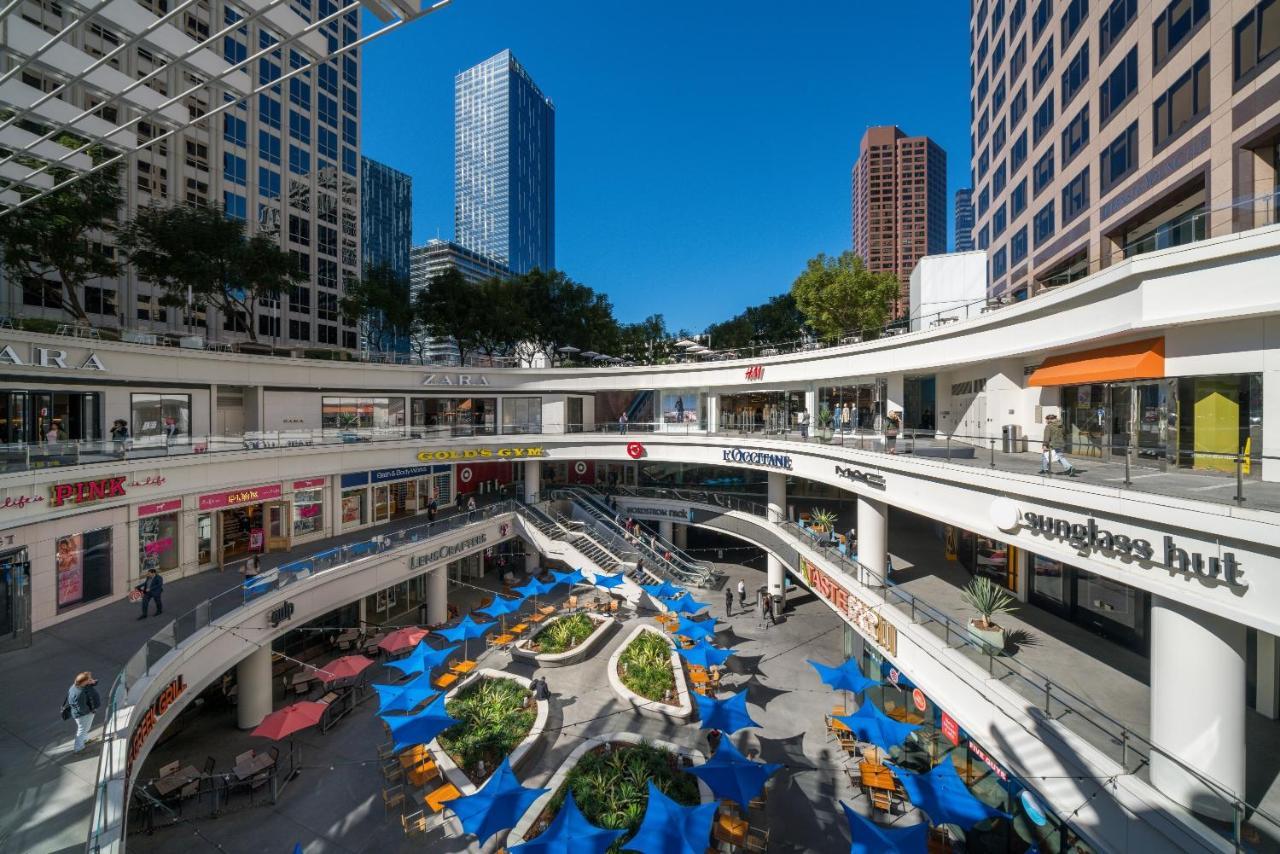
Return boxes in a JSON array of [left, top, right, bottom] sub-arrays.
[[0, 548, 30, 652], [1109, 381, 1171, 469], [265, 502, 291, 551]]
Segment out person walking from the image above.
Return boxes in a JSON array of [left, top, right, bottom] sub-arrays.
[[724, 585, 733, 617], [1040, 413, 1077, 476], [427, 496, 438, 522], [884, 411, 901, 454], [466, 495, 477, 513], [797, 409, 809, 440], [65, 671, 101, 753], [706, 728, 723, 755], [618, 412, 628, 434], [756, 591, 768, 630], [110, 419, 130, 459], [736, 578, 747, 610], [135, 568, 164, 619]]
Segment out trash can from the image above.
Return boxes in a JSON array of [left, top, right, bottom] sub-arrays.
[[1002, 424, 1023, 453], [771, 593, 785, 618]]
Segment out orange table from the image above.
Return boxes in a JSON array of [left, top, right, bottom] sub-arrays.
[[713, 812, 749, 847], [538, 605, 556, 616], [399, 745, 430, 769], [434, 672, 458, 690], [451, 660, 477, 674], [830, 717, 851, 733], [492, 633, 515, 647], [860, 763, 897, 793], [885, 705, 926, 725], [510, 623, 528, 635], [688, 670, 710, 687], [424, 782, 461, 813], [407, 761, 439, 787], [528, 613, 546, 623]]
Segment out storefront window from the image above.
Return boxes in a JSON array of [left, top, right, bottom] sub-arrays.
[[1076, 570, 1142, 631], [131, 393, 191, 443], [3, 391, 101, 445], [956, 529, 1017, 591], [197, 513, 213, 565], [418, 473, 451, 508], [719, 390, 806, 433], [1030, 555, 1066, 604], [1177, 373, 1263, 474], [292, 488, 324, 536], [411, 397, 497, 437], [341, 488, 366, 529], [594, 390, 656, 431], [55, 527, 112, 611], [321, 397, 406, 432], [660, 391, 704, 428], [817, 381, 887, 432], [139, 513, 180, 575], [372, 485, 389, 523], [501, 398, 542, 434]]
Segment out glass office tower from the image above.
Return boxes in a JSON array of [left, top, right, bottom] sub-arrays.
[[454, 49, 555, 274]]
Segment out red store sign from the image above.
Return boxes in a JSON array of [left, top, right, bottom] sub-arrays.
[[745, 365, 765, 381], [51, 476, 126, 508], [199, 483, 282, 510], [941, 712, 960, 746], [137, 499, 182, 518], [293, 477, 326, 490]]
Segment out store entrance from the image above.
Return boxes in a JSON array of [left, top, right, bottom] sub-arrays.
[[0, 548, 30, 652], [219, 502, 291, 565], [1109, 380, 1172, 469]]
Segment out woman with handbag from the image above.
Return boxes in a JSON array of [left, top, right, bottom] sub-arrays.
[[65, 672, 101, 753]]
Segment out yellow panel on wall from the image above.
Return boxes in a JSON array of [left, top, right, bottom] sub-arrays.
[[1193, 380, 1239, 473]]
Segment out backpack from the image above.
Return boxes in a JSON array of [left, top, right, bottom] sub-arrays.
[[61, 691, 72, 721]]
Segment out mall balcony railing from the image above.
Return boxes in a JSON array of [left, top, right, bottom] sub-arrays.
[[611, 484, 1280, 849], [87, 498, 517, 853]]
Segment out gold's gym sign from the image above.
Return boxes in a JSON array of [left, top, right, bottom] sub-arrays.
[[416, 447, 546, 462]]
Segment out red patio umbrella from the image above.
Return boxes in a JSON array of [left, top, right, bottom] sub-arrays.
[[321, 654, 374, 684], [378, 626, 429, 654], [250, 701, 328, 740]]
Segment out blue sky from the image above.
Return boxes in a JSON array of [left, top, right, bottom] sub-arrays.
[[360, 0, 972, 331]]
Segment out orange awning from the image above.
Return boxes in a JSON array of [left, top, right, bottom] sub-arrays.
[[1027, 337, 1164, 387]]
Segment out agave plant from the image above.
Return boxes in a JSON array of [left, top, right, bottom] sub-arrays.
[[618, 631, 675, 702], [960, 576, 1018, 630], [535, 613, 596, 654], [809, 507, 838, 532], [437, 677, 535, 781]]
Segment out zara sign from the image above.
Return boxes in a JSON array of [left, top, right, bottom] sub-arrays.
[[0, 344, 106, 371]]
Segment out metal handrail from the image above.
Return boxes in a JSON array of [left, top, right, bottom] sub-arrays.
[[613, 485, 1280, 847], [566, 486, 713, 571]]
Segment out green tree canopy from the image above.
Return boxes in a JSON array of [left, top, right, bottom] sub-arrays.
[[121, 203, 302, 341], [0, 163, 123, 323], [790, 251, 899, 341], [340, 261, 413, 352], [706, 293, 805, 349], [515, 268, 619, 365], [414, 267, 484, 361]]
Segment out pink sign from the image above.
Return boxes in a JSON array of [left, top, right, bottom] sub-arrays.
[[299, 504, 321, 518], [199, 483, 282, 510], [138, 499, 182, 518], [249, 529, 265, 551], [293, 477, 326, 489], [145, 537, 174, 556]]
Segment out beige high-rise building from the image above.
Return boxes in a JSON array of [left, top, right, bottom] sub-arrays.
[[971, 0, 1280, 300], [851, 125, 948, 317]]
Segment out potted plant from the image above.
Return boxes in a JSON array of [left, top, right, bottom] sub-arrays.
[[961, 576, 1017, 650], [809, 508, 838, 540], [817, 405, 834, 443]]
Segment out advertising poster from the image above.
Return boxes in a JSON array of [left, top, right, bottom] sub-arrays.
[[249, 528, 265, 552], [661, 391, 699, 424], [55, 533, 84, 607]]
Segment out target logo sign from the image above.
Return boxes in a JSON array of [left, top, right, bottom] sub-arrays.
[[626, 442, 645, 459], [574, 461, 588, 476], [912, 688, 927, 712], [459, 467, 474, 484]]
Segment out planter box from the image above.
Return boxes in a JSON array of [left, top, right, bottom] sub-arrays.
[[606, 624, 693, 722], [967, 619, 1006, 652], [510, 612, 616, 668], [506, 732, 712, 847], [426, 668, 549, 795]]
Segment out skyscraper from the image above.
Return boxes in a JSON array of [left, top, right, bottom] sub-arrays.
[[360, 157, 413, 279], [454, 49, 555, 274], [851, 125, 948, 316], [954, 188, 975, 252]]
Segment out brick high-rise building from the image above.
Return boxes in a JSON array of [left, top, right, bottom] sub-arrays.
[[851, 126, 948, 316]]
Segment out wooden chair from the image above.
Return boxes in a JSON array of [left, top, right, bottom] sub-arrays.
[[744, 827, 769, 852], [382, 784, 406, 817], [377, 740, 397, 761], [401, 809, 427, 835], [235, 749, 255, 767], [870, 789, 893, 813], [158, 760, 180, 777], [609, 600, 619, 615], [381, 759, 404, 783], [202, 756, 216, 776], [565, 595, 578, 611]]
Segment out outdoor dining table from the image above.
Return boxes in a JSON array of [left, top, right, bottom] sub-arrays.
[[233, 752, 276, 781], [885, 706, 926, 725], [538, 605, 556, 616], [434, 672, 459, 690], [153, 765, 201, 797], [424, 782, 461, 813], [510, 623, 528, 635], [399, 745, 432, 770], [528, 612, 547, 623], [451, 659, 477, 674], [491, 633, 515, 647], [713, 811, 749, 847], [859, 763, 898, 793]]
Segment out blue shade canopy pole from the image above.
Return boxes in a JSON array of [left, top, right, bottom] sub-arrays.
[[686, 739, 782, 809], [436, 613, 497, 661], [507, 791, 624, 854], [898, 757, 1011, 830], [833, 700, 921, 753], [380, 693, 460, 752], [478, 592, 527, 632], [385, 641, 459, 678], [446, 757, 550, 845], [677, 638, 735, 670], [622, 780, 719, 854], [841, 801, 928, 854], [693, 689, 762, 734]]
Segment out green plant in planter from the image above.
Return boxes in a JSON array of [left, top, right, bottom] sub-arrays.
[[961, 576, 1017, 630], [618, 631, 675, 702], [535, 612, 596, 654], [437, 677, 535, 781], [543, 742, 699, 850], [817, 405, 834, 442], [809, 507, 838, 533]]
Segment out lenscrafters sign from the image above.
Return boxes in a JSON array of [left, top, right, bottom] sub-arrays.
[[410, 533, 488, 568]]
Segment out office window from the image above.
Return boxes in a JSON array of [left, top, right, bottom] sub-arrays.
[[993, 33, 1007, 70], [342, 86, 356, 115], [993, 160, 1008, 195], [1154, 0, 1209, 70], [979, 108, 991, 141], [223, 36, 247, 64], [1010, 36, 1028, 82], [223, 191, 246, 220], [1032, 95, 1055, 144], [318, 93, 338, 127], [288, 215, 310, 247], [1011, 130, 1028, 171], [992, 246, 1009, 279], [318, 127, 338, 159], [259, 130, 281, 165], [342, 147, 357, 177], [289, 145, 310, 176], [1010, 83, 1028, 127], [1034, 200, 1056, 243], [343, 54, 358, 86], [258, 167, 280, 199], [1011, 226, 1029, 264], [1100, 121, 1139, 193], [1234, 0, 1280, 83], [993, 76, 1007, 113], [1032, 0, 1051, 41], [259, 314, 280, 338], [222, 113, 246, 147], [1010, 179, 1028, 217], [342, 116, 357, 146], [83, 286, 117, 316], [1152, 53, 1209, 150], [318, 291, 339, 321], [993, 202, 1008, 237], [289, 285, 311, 314], [993, 117, 1007, 154], [1011, 0, 1026, 31], [259, 94, 281, 129], [978, 225, 991, 250], [1100, 0, 1137, 59], [319, 63, 338, 95], [1100, 47, 1139, 126], [978, 185, 991, 216], [1033, 37, 1056, 93], [289, 111, 311, 144], [223, 152, 246, 185], [1061, 42, 1090, 110], [1062, 166, 1090, 225], [979, 33, 990, 68], [1033, 148, 1055, 195], [258, 58, 280, 86], [979, 146, 991, 179], [318, 225, 337, 257], [289, 320, 311, 341], [1061, 0, 1088, 47], [1061, 105, 1090, 166], [318, 258, 338, 289]]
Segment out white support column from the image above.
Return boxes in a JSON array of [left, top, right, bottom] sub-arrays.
[[706, 395, 719, 433], [208, 383, 219, 436], [856, 495, 888, 583], [886, 374, 905, 418], [358, 595, 368, 630], [523, 459, 541, 504], [767, 472, 787, 599], [427, 566, 448, 625], [1258, 632, 1280, 720], [1150, 595, 1246, 820], [673, 523, 688, 549], [803, 388, 817, 429], [658, 519, 674, 544], [523, 538, 540, 574], [236, 645, 273, 730]]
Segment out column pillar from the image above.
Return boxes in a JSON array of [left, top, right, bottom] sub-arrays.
[[803, 389, 817, 433], [658, 519, 674, 544], [673, 523, 688, 549], [523, 459, 541, 504], [766, 472, 786, 524], [523, 538, 540, 574], [856, 495, 888, 583], [1257, 631, 1280, 720], [427, 566, 448, 625], [358, 595, 368, 629], [1150, 595, 1246, 820], [706, 395, 719, 433], [208, 383, 219, 436], [236, 645, 273, 730]]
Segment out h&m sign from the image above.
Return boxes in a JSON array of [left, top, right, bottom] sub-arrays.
[[0, 345, 106, 371], [744, 365, 764, 381]]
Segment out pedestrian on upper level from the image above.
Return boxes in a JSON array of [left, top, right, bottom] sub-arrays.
[[884, 411, 901, 454], [110, 419, 130, 459], [135, 568, 163, 620], [1040, 414, 1078, 477], [736, 578, 747, 609], [65, 671, 101, 754], [618, 412, 628, 434], [797, 409, 810, 440], [466, 496, 477, 514]]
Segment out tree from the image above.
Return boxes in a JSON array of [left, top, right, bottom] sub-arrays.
[[706, 293, 805, 349], [617, 313, 670, 363], [414, 267, 484, 362], [471, 276, 525, 358], [121, 203, 302, 342], [514, 268, 619, 365], [340, 261, 413, 352], [790, 251, 899, 341], [0, 163, 123, 324]]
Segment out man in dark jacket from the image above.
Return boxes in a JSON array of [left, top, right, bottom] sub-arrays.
[[136, 568, 164, 619], [67, 671, 101, 753], [1040, 414, 1078, 477]]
